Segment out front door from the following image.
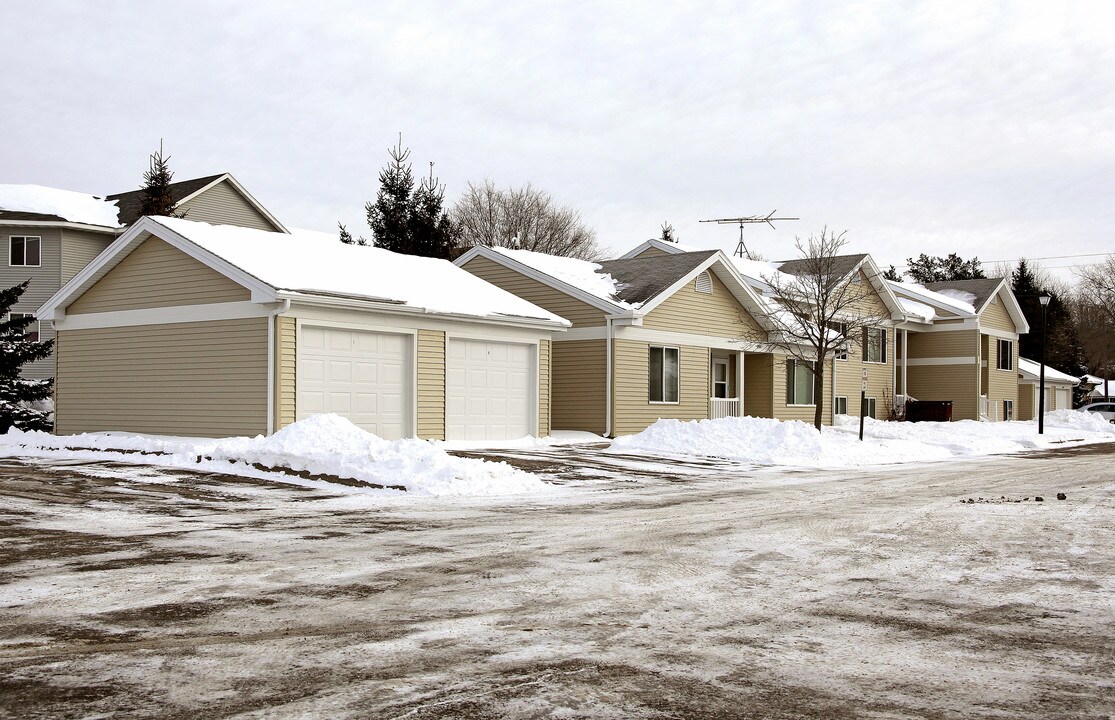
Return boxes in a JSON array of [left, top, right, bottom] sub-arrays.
[[712, 359, 729, 399]]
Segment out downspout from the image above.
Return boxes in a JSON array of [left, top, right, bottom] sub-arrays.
[[605, 316, 613, 438], [266, 298, 291, 435]]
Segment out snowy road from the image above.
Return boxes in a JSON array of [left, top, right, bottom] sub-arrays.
[[1, 444, 1113, 718]]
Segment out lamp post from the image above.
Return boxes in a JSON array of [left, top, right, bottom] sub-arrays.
[[1038, 294, 1050, 434]]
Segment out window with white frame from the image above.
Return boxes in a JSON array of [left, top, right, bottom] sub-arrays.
[[9, 236, 41, 267], [863, 327, 887, 363], [8, 312, 39, 342], [649, 346, 679, 403], [835, 396, 848, 415], [1002, 399, 1014, 421], [786, 359, 815, 405], [864, 397, 877, 419], [832, 321, 849, 360], [997, 339, 1013, 370], [711, 360, 729, 399]]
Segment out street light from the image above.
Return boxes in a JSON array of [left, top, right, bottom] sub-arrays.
[[1038, 294, 1051, 434]]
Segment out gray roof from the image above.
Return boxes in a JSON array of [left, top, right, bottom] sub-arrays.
[[106, 173, 225, 226], [776, 253, 869, 280], [922, 278, 1005, 312], [597, 250, 718, 305], [0, 210, 67, 222]]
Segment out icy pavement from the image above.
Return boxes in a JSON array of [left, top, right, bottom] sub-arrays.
[[1, 443, 1113, 718]]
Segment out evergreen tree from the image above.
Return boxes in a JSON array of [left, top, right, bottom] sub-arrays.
[[660, 222, 677, 243], [366, 137, 416, 254], [338, 223, 367, 246], [0, 281, 54, 432], [882, 265, 902, 281], [906, 253, 985, 283], [408, 172, 459, 259], [1011, 259, 1083, 378], [139, 145, 181, 218]]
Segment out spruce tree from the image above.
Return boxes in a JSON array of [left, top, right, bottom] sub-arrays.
[[338, 223, 367, 246], [366, 137, 415, 254], [0, 281, 54, 432], [409, 172, 459, 260], [660, 222, 677, 243], [882, 265, 902, 281], [906, 253, 985, 283], [139, 145, 180, 218], [1011, 259, 1083, 377]]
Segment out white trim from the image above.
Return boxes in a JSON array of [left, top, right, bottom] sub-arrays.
[[7, 312, 41, 341], [648, 344, 680, 404], [905, 357, 978, 366], [635, 251, 773, 332], [902, 319, 980, 333], [8, 234, 42, 268], [0, 220, 118, 234], [711, 358, 730, 398], [444, 333, 541, 439], [175, 174, 290, 234], [614, 325, 769, 353], [51, 301, 276, 331], [979, 325, 1018, 341], [454, 246, 625, 315]]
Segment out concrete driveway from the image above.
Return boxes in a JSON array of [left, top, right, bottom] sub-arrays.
[[1, 443, 1113, 718]]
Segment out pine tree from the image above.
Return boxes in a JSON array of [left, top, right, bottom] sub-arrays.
[[882, 265, 902, 281], [0, 281, 54, 432], [906, 253, 985, 283], [366, 137, 416, 254], [139, 144, 180, 218], [338, 223, 367, 246], [660, 222, 677, 243], [408, 170, 459, 260], [1011, 259, 1083, 378]]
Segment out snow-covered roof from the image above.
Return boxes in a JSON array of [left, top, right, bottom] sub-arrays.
[[148, 219, 569, 325], [489, 246, 637, 309], [897, 297, 935, 323], [0, 184, 121, 227], [888, 280, 977, 316], [1018, 358, 1080, 385]]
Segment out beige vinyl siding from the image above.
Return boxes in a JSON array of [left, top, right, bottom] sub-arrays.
[[539, 339, 551, 436], [275, 315, 296, 430], [177, 180, 282, 232], [552, 339, 606, 433], [744, 354, 774, 418], [460, 255, 604, 327], [906, 364, 979, 421], [773, 355, 833, 424], [633, 247, 668, 258], [847, 270, 891, 318], [1017, 384, 1035, 421], [832, 346, 895, 420], [643, 271, 766, 340], [613, 339, 709, 436], [980, 294, 1016, 333], [417, 329, 446, 440], [60, 228, 113, 284], [68, 237, 250, 313], [3, 226, 63, 380], [55, 317, 268, 437], [907, 328, 979, 359], [987, 335, 1019, 417]]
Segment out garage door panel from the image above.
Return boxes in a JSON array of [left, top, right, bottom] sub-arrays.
[[298, 326, 411, 440], [447, 338, 533, 441]]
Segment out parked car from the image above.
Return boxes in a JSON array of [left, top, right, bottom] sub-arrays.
[[1080, 402, 1115, 423]]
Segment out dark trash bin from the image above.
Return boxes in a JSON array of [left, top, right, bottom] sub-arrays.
[[906, 400, 952, 422]]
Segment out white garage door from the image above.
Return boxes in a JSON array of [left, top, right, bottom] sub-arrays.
[[447, 339, 533, 441], [298, 326, 411, 440]]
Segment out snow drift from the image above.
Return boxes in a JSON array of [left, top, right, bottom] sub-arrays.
[[610, 411, 1115, 467], [0, 414, 549, 497]]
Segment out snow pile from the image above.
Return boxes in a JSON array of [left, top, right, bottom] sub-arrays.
[[490, 246, 636, 308], [610, 411, 1115, 468], [935, 288, 978, 310], [897, 296, 935, 322], [889, 281, 976, 316], [147, 218, 567, 325], [0, 184, 120, 226], [0, 414, 550, 497]]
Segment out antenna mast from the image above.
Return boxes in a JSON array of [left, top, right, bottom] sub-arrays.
[[699, 211, 798, 259]]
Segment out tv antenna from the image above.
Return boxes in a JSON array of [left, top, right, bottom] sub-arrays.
[[699, 211, 798, 260]]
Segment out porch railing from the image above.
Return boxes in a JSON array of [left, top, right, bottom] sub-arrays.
[[710, 397, 741, 420]]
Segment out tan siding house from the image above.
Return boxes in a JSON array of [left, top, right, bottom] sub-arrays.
[[40, 218, 565, 440]]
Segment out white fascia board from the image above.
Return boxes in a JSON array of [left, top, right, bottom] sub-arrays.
[[452, 245, 626, 316], [36, 217, 278, 321], [633, 252, 773, 333], [175, 174, 290, 234], [860, 256, 908, 321], [991, 283, 1030, 335], [275, 291, 569, 332], [0, 220, 120, 234]]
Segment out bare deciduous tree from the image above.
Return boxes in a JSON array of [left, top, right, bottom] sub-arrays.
[[761, 228, 891, 430], [1077, 257, 1115, 327], [1074, 257, 1115, 399], [452, 180, 601, 260]]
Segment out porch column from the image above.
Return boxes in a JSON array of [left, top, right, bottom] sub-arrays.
[[902, 329, 908, 396], [736, 351, 745, 416]]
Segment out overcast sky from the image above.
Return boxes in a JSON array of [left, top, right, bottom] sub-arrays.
[[3, 1, 1112, 280]]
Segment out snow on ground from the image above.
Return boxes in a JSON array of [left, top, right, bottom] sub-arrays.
[[610, 410, 1115, 467], [0, 184, 120, 226], [0, 414, 548, 497]]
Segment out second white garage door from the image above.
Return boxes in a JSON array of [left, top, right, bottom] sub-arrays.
[[298, 326, 411, 440], [447, 339, 533, 440]]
